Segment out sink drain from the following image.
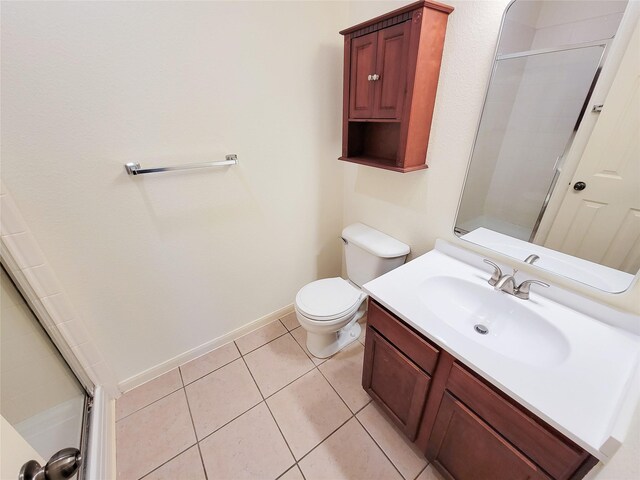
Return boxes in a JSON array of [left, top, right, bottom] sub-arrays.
[[474, 324, 489, 335]]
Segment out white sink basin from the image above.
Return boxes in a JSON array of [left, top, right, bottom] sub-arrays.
[[419, 276, 570, 367]]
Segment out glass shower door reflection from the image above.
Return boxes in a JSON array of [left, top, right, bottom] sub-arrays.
[[0, 265, 87, 476]]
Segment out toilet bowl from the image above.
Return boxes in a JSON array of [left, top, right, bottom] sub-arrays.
[[294, 223, 410, 359], [295, 277, 367, 358]]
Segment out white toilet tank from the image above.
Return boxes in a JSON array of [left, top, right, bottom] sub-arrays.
[[342, 223, 410, 287]]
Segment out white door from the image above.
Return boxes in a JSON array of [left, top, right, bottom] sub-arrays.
[[544, 20, 640, 274]]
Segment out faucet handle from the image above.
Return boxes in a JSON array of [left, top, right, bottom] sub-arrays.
[[515, 279, 550, 299], [483, 259, 502, 286]]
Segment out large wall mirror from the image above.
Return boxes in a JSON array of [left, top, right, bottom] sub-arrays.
[[455, 0, 639, 293]]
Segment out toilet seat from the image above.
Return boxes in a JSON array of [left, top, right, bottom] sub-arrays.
[[295, 277, 365, 322]]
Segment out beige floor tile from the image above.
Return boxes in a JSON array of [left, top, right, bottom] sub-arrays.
[[143, 446, 205, 480], [318, 342, 370, 413], [185, 358, 262, 439], [116, 369, 183, 421], [199, 403, 294, 480], [298, 417, 402, 480], [279, 311, 299, 331], [416, 465, 445, 480], [116, 390, 196, 480], [266, 369, 352, 460], [236, 320, 288, 355], [244, 334, 315, 397], [290, 326, 326, 366], [357, 403, 427, 479], [180, 342, 240, 385]]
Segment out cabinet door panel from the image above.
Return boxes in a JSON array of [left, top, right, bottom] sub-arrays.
[[362, 327, 430, 440], [373, 22, 410, 119], [349, 32, 377, 119], [427, 393, 549, 480], [446, 364, 587, 479]]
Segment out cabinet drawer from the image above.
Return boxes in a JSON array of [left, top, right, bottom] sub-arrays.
[[368, 300, 439, 375], [446, 364, 589, 480]]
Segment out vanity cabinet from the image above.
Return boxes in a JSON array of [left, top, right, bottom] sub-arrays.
[[363, 300, 439, 439], [339, 1, 453, 172], [362, 300, 597, 480]]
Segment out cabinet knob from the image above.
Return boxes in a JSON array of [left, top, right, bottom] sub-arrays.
[[367, 74, 373, 81], [372, 74, 380, 81]]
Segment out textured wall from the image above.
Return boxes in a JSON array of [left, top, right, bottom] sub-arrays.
[[1, 1, 347, 384]]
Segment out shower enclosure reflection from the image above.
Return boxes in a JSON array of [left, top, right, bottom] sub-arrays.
[[455, 0, 638, 292]]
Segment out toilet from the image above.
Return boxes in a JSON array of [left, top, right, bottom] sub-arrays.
[[295, 223, 410, 358]]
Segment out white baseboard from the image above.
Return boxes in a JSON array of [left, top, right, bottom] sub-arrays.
[[86, 386, 116, 480], [117, 304, 295, 393]]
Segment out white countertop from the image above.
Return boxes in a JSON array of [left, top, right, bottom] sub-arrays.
[[362, 241, 640, 460]]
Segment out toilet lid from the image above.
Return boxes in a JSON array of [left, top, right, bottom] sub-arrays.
[[296, 278, 364, 320]]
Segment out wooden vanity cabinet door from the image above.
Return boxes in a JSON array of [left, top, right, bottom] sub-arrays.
[[372, 21, 410, 119], [427, 392, 550, 480], [349, 31, 378, 119], [362, 327, 431, 440]]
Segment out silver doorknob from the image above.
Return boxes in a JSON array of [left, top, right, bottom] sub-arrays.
[[19, 448, 81, 480]]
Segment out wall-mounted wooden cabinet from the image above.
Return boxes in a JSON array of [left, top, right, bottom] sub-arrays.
[[363, 300, 598, 480], [339, 1, 453, 172]]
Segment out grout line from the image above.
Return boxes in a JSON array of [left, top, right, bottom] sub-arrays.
[[116, 384, 183, 423], [414, 464, 429, 480], [293, 413, 355, 466], [264, 398, 297, 468], [177, 369, 209, 480], [193, 398, 264, 445], [236, 321, 291, 356], [296, 464, 307, 480], [137, 443, 197, 480], [241, 332, 315, 400], [238, 353, 299, 474], [180, 354, 241, 387], [354, 414, 406, 480]]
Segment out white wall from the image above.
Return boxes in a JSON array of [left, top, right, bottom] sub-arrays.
[[1, 0, 347, 385]]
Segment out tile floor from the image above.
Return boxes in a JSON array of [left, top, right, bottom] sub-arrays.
[[115, 312, 444, 480]]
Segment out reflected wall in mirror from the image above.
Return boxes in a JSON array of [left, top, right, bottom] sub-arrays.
[[455, 0, 639, 293]]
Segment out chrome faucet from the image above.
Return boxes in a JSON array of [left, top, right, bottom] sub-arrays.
[[483, 259, 549, 300], [494, 272, 517, 295]]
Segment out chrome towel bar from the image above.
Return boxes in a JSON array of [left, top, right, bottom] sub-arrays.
[[125, 154, 238, 176]]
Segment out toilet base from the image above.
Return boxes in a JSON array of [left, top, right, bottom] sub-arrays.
[[306, 321, 362, 359]]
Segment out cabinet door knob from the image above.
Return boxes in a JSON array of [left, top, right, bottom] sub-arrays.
[[372, 74, 380, 81], [367, 74, 373, 81]]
